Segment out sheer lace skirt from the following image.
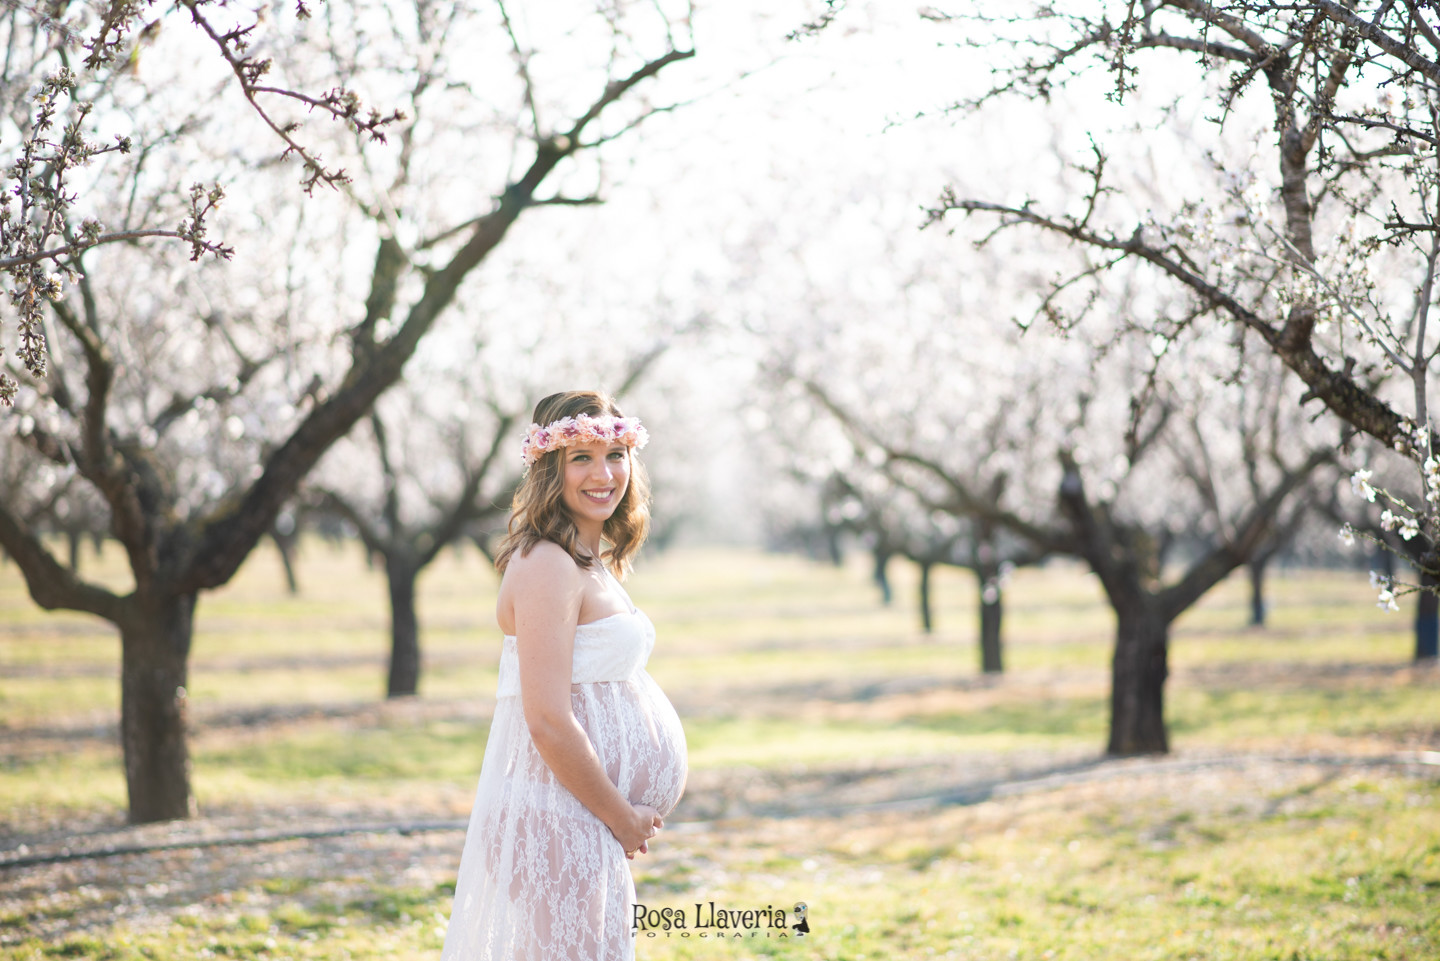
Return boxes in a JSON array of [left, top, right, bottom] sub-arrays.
[[442, 675, 687, 960]]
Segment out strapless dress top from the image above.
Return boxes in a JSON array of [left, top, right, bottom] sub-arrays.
[[495, 608, 656, 697]]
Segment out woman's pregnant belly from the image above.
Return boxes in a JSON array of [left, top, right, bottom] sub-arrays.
[[573, 674, 688, 818]]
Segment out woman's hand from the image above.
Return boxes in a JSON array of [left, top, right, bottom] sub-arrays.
[[612, 802, 664, 859]]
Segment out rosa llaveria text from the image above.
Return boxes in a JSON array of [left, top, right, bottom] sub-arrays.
[[633, 901, 805, 938]]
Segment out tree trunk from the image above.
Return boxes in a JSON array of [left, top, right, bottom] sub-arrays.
[[119, 593, 197, 823], [918, 560, 934, 634], [1248, 553, 1268, 627], [386, 556, 421, 697], [873, 549, 892, 605], [1108, 604, 1170, 755], [272, 529, 300, 596], [67, 530, 82, 574], [825, 525, 843, 567], [1416, 568, 1439, 661], [979, 570, 1003, 674]]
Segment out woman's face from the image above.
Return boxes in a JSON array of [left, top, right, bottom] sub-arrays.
[[561, 440, 631, 534]]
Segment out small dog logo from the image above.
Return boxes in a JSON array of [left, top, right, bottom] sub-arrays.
[[792, 901, 809, 936]]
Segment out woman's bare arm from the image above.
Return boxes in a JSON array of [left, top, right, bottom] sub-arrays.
[[509, 543, 662, 854]]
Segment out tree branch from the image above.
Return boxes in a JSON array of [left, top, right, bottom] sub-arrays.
[[1134, 30, 1257, 63], [799, 374, 1070, 553], [47, 298, 156, 594], [418, 413, 516, 569], [928, 193, 1407, 446], [1158, 447, 1332, 619], [179, 0, 403, 193], [0, 496, 127, 621], [173, 44, 695, 594], [0, 230, 198, 270], [1314, 0, 1440, 85]]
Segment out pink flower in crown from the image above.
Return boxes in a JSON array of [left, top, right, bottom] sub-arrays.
[[520, 411, 649, 468], [621, 418, 649, 449]]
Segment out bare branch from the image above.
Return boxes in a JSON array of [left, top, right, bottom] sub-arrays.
[[1166, 0, 1276, 56], [1158, 447, 1333, 618], [179, 0, 403, 193], [564, 48, 695, 140], [0, 496, 126, 621], [1404, 0, 1440, 58], [1133, 31, 1257, 63], [927, 190, 1408, 446], [496, 0, 542, 138], [0, 230, 198, 270], [418, 413, 517, 569], [532, 194, 603, 207], [796, 371, 1070, 553], [1313, 0, 1440, 85]]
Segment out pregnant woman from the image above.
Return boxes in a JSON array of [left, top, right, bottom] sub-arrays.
[[441, 390, 688, 961]]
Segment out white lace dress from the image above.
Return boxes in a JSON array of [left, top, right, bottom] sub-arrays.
[[441, 589, 688, 961]]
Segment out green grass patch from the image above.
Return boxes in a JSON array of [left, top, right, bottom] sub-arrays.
[[1169, 684, 1440, 743], [621, 772, 1440, 960], [199, 720, 488, 783], [905, 696, 1109, 740], [684, 713, 1095, 769]]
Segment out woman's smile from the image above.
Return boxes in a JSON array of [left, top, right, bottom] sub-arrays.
[[562, 441, 631, 540]]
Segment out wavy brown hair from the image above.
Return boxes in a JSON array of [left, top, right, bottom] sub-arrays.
[[495, 390, 652, 579]]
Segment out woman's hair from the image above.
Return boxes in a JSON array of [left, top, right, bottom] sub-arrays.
[[495, 390, 651, 578]]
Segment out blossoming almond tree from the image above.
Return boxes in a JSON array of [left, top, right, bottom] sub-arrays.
[[0, 1, 406, 408], [772, 255, 1335, 753], [778, 384, 1049, 670], [778, 456, 1034, 658], [918, 2, 1440, 653], [309, 308, 684, 699], [0, 0, 695, 824]]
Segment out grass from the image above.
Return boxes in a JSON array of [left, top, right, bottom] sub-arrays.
[[625, 772, 1440, 961], [5, 774, 1434, 960], [198, 720, 491, 785], [1, 540, 1438, 959]]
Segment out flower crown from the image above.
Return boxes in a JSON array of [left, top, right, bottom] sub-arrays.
[[520, 413, 649, 467]]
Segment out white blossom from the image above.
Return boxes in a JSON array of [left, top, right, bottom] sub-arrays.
[[1339, 525, 1357, 547], [1351, 469, 1377, 503]]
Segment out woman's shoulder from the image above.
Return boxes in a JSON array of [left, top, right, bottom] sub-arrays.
[[506, 540, 584, 585], [498, 541, 586, 633]]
